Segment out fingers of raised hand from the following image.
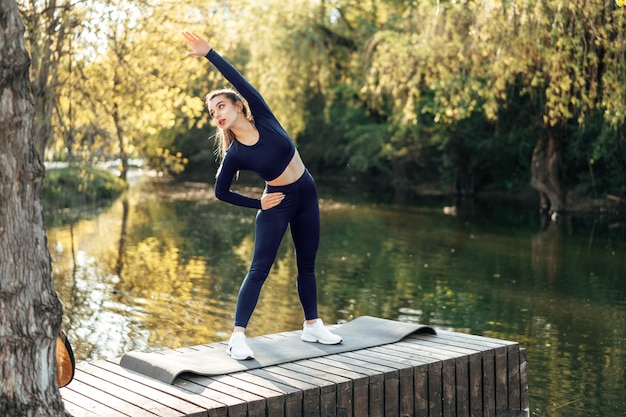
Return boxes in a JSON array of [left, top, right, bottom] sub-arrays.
[[181, 31, 210, 56]]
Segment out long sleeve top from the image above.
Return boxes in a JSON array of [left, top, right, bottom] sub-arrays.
[[206, 50, 296, 209]]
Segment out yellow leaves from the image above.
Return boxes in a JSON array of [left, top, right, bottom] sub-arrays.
[[41, 0, 626, 169], [153, 147, 188, 175], [483, 99, 498, 122], [362, 0, 546, 126]]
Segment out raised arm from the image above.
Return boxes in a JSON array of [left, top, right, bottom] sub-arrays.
[[182, 31, 211, 57], [181, 31, 274, 120]]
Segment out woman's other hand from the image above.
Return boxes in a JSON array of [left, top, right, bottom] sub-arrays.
[[182, 31, 211, 57], [261, 192, 284, 210]]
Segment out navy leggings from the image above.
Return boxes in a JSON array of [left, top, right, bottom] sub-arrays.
[[234, 170, 320, 328]]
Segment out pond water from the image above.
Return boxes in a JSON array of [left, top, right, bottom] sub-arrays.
[[47, 174, 626, 417]]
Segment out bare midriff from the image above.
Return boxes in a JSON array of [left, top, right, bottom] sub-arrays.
[[266, 150, 306, 186]]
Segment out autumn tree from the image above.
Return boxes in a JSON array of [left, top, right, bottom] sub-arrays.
[[0, 0, 65, 415], [51, 0, 209, 178], [356, 0, 626, 211], [16, 0, 625, 210], [18, 0, 75, 159]]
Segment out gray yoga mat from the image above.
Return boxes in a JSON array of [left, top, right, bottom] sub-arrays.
[[119, 316, 436, 384]]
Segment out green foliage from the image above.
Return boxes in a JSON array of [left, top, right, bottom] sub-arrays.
[[28, 0, 626, 206], [168, 126, 218, 181], [298, 91, 388, 175], [561, 113, 626, 196], [43, 167, 127, 210]]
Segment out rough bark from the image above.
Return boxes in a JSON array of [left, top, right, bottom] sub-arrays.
[[530, 130, 564, 215], [0, 0, 65, 415]]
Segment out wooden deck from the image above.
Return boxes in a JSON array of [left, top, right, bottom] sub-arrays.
[[60, 328, 529, 417]]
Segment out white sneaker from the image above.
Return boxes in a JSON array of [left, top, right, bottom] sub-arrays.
[[227, 332, 254, 360], [301, 319, 342, 345]]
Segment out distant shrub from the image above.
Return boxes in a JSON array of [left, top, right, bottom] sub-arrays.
[[43, 167, 127, 209]]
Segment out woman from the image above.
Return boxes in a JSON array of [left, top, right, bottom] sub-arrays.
[[182, 31, 342, 360]]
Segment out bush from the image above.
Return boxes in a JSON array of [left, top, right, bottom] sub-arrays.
[[43, 167, 127, 210]]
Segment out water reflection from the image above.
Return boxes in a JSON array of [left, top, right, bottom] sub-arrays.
[[46, 176, 626, 417]]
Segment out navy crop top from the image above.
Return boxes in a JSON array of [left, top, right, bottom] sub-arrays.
[[206, 49, 296, 209]]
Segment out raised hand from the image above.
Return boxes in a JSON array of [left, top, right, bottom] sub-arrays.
[[182, 31, 211, 57]]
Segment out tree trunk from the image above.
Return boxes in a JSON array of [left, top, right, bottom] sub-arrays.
[[0, 1, 65, 415], [113, 102, 129, 181], [530, 129, 564, 215]]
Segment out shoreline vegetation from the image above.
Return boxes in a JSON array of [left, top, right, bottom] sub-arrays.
[[24, 0, 626, 227], [43, 167, 127, 211], [406, 181, 626, 219], [42, 166, 624, 220]]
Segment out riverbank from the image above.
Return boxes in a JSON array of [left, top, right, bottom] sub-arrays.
[[43, 167, 127, 210], [42, 164, 625, 221], [404, 180, 626, 219]]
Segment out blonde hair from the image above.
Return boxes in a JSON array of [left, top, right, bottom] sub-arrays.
[[205, 89, 253, 161]]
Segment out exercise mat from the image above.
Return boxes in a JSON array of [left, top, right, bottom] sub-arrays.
[[119, 316, 436, 384]]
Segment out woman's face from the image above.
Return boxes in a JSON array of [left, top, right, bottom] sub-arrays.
[[209, 94, 242, 129]]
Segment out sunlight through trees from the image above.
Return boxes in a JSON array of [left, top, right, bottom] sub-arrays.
[[18, 0, 626, 211]]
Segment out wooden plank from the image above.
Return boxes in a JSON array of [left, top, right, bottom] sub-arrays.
[[61, 390, 128, 417], [384, 337, 463, 417], [434, 330, 517, 347], [507, 345, 521, 414], [442, 358, 456, 417], [266, 362, 343, 417], [197, 373, 286, 417], [339, 350, 406, 417], [246, 366, 327, 417], [333, 352, 393, 417], [62, 378, 160, 417], [62, 399, 103, 417], [469, 352, 483, 417], [173, 375, 251, 417], [428, 361, 443, 417], [455, 355, 470, 417], [74, 368, 187, 417], [361, 345, 440, 376], [377, 335, 467, 413], [324, 351, 397, 417], [92, 360, 228, 416], [229, 371, 304, 417], [398, 366, 414, 417], [410, 334, 490, 356], [495, 346, 509, 416], [297, 357, 370, 417], [380, 336, 457, 417], [77, 362, 207, 417], [519, 348, 529, 414], [247, 367, 323, 417], [180, 374, 266, 417], [482, 349, 496, 417], [383, 366, 399, 417], [133, 342, 274, 417], [310, 355, 377, 417], [380, 340, 466, 363], [413, 362, 430, 416], [279, 361, 351, 417]]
